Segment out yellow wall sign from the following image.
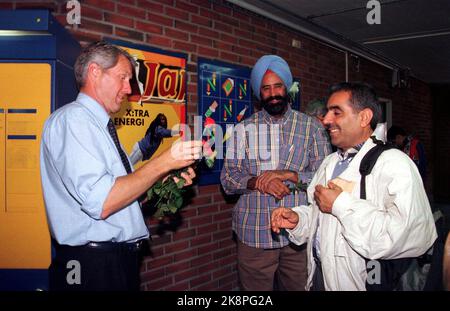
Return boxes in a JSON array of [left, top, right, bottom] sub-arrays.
[[111, 43, 187, 169]]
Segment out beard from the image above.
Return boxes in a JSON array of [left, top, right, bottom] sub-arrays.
[[261, 95, 289, 116]]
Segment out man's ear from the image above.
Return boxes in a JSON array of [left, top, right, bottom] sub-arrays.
[[87, 62, 101, 79], [359, 108, 373, 128]]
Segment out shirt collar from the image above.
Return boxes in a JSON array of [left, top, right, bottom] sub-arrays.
[[337, 142, 365, 161], [261, 105, 293, 124], [77, 92, 111, 127]]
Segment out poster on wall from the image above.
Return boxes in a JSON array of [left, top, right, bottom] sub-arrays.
[[197, 58, 253, 185], [108, 39, 187, 170]]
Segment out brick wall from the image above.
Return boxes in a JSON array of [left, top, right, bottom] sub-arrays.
[[3, 0, 435, 290]]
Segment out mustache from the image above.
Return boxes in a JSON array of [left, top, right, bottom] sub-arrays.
[[263, 95, 284, 103], [326, 125, 340, 131]]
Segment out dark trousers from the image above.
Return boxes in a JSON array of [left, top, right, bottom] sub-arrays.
[[237, 240, 307, 291], [49, 241, 142, 291]]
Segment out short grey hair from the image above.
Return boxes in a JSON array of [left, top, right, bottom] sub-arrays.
[[74, 41, 137, 88]]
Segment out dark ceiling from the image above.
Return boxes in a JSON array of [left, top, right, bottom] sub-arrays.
[[228, 0, 450, 84]]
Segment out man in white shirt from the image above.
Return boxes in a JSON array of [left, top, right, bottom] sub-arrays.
[[271, 82, 437, 290]]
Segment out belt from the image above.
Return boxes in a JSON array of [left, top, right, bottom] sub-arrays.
[[86, 241, 143, 252], [53, 240, 144, 252]]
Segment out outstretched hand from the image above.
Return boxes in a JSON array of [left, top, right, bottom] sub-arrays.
[[159, 140, 202, 170], [271, 207, 299, 234]]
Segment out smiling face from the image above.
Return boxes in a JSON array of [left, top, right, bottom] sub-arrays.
[[323, 90, 373, 151], [93, 55, 133, 114], [260, 70, 288, 116]]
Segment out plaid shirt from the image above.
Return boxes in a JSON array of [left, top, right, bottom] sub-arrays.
[[221, 107, 331, 248]]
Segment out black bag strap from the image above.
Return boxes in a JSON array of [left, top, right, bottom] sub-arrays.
[[359, 137, 412, 291], [359, 136, 395, 200]]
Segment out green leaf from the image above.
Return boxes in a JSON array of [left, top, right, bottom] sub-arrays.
[[176, 179, 185, 188], [175, 196, 183, 208], [169, 204, 178, 214]]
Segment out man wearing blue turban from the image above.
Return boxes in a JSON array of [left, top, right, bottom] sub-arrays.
[[221, 55, 331, 290]]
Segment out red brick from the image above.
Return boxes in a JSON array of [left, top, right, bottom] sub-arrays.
[[212, 3, 231, 15], [172, 228, 196, 241], [198, 184, 220, 193], [190, 273, 212, 287], [166, 281, 189, 291], [197, 205, 218, 215], [213, 194, 225, 203], [198, 46, 219, 58], [218, 283, 234, 291], [175, 20, 198, 33], [213, 267, 231, 279], [147, 12, 173, 27], [104, 13, 134, 28], [197, 243, 218, 256], [219, 254, 236, 266], [72, 31, 102, 44], [173, 248, 197, 262], [165, 260, 191, 274], [141, 267, 165, 283], [79, 18, 113, 34], [220, 33, 238, 44], [213, 230, 231, 241], [232, 10, 250, 22], [189, 195, 212, 206], [197, 223, 218, 235], [176, 0, 199, 14], [136, 21, 163, 34], [166, 7, 189, 21], [146, 255, 173, 269], [121, 0, 137, 5], [117, 4, 146, 19], [218, 14, 239, 28], [196, 281, 218, 290], [146, 276, 174, 290], [218, 274, 235, 287], [199, 8, 219, 20], [164, 240, 189, 253], [173, 40, 197, 53], [191, 0, 211, 8], [156, 0, 174, 5], [220, 51, 239, 63], [180, 207, 197, 218], [190, 34, 213, 47], [213, 210, 231, 222], [165, 28, 189, 41], [238, 38, 256, 49], [147, 34, 172, 48], [150, 233, 172, 246], [190, 235, 212, 247], [199, 27, 219, 38], [198, 263, 218, 276], [214, 21, 233, 34], [81, 6, 103, 20], [219, 239, 235, 249], [191, 15, 212, 27], [213, 247, 233, 260], [189, 215, 212, 226], [84, 0, 116, 12], [190, 253, 213, 267], [218, 220, 232, 230], [174, 267, 198, 282], [137, 0, 164, 13], [149, 245, 165, 257]]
